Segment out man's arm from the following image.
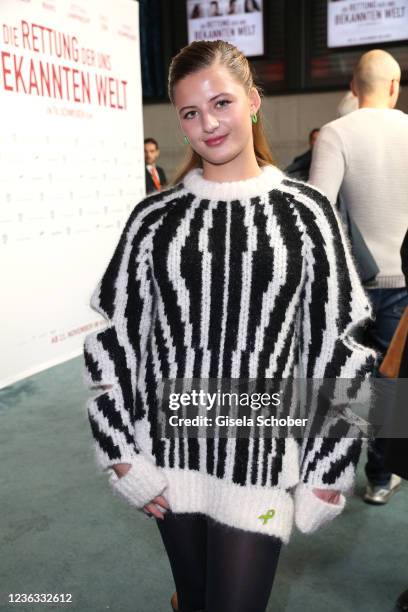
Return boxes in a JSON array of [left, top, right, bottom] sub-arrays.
[[309, 125, 346, 206]]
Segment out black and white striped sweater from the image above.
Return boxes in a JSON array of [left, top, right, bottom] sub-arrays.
[[84, 166, 376, 542]]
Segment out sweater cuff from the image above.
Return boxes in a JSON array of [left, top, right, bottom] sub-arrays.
[[294, 483, 346, 534], [109, 454, 168, 509]]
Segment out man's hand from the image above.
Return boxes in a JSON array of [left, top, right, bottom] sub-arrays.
[[313, 488, 341, 505]]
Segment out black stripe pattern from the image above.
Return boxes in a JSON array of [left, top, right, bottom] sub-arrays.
[[84, 167, 376, 498]]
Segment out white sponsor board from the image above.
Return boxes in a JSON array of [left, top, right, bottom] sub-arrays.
[[187, 0, 264, 56], [0, 0, 145, 388], [328, 0, 408, 48]]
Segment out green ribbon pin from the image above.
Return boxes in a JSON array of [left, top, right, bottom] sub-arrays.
[[258, 508, 276, 525]]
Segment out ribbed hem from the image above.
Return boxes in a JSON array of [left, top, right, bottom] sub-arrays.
[[182, 165, 284, 201], [364, 275, 405, 289], [162, 468, 294, 543]]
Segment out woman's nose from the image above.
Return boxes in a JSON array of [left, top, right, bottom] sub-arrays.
[[201, 112, 219, 133]]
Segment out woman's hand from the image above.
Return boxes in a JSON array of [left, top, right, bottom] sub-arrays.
[[143, 495, 170, 520], [112, 463, 132, 478], [313, 488, 341, 505], [112, 463, 170, 518]]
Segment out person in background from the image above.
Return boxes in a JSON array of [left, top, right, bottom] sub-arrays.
[[209, 1, 223, 16], [384, 229, 408, 611], [244, 0, 261, 11], [285, 128, 320, 181], [337, 90, 359, 117], [228, 0, 238, 14], [309, 49, 408, 505], [144, 137, 167, 194], [190, 4, 203, 19]]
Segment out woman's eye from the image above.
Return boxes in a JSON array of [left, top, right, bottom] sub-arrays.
[[183, 110, 197, 120], [216, 99, 231, 109]]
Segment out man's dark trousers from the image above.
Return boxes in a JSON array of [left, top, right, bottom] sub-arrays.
[[365, 287, 408, 486]]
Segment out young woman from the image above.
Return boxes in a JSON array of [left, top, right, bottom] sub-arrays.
[[190, 4, 203, 19], [244, 0, 261, 12], [84, 40, 376, 612]]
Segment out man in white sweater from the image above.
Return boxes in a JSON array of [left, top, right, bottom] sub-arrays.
[[309, 49, 408, 505]]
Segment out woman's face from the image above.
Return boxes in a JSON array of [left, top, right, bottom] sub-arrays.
[[174, 63, 260, 169], [210, 2, 219, 15]]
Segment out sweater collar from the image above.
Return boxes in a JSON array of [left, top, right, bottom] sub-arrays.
[[182, 165, 284, 201]]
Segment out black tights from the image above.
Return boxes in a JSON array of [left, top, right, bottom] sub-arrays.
[[156, 512, 282, 612]]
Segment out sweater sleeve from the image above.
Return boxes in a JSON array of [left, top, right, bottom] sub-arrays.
[[309, 124, 346, 206], [293, 184, 377, 533], [83, 205, 167, 507]]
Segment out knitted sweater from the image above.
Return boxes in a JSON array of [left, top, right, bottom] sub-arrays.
[[309, 108, 408, 288], [84, 165, 376, 543]]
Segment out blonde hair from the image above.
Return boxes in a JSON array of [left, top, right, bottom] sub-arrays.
[[168, 40, 275, 184]]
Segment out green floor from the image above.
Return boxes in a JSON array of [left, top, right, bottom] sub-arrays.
[[0, 357, 406, 612]]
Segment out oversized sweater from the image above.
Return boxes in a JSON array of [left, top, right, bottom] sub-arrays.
[[309, 108, 408, 288], [84, 165, 376, 543]]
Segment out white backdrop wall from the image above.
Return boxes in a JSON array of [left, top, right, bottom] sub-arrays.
[[0, 0, 145, 389]]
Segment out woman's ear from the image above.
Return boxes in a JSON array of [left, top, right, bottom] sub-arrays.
[[249, 87, 261, 115]]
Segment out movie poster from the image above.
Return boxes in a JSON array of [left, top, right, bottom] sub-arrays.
[[328, 0, 408, 47], [187, 0, 264, 56], [0, 0, 144, 388]]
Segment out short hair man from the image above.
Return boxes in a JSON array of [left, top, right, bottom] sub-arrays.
[[310, 49, 408, 506], [144, 138, 167, 194]]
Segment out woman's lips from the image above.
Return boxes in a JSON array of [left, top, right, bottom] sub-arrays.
[[204, 134, 228, 147]]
